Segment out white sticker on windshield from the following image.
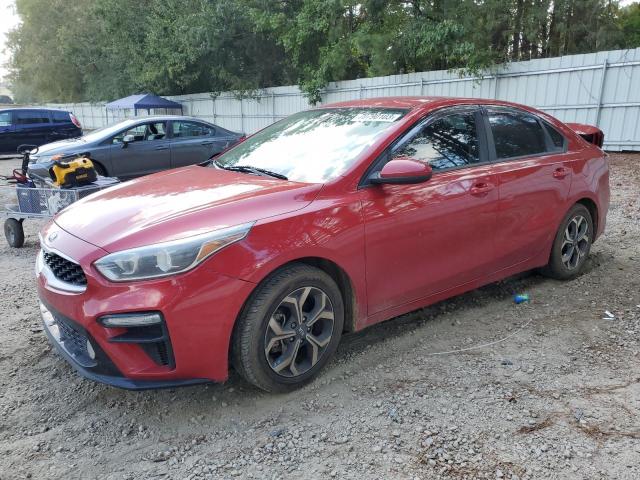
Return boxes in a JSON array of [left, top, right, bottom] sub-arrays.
[[352, 112, 402, 123]]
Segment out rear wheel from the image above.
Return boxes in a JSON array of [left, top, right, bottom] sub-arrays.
[[541, 204, 593, 280], [231, 264, 344, 392], [4, 218, 25, 248]]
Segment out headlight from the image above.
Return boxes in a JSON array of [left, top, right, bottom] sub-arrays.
[[94, 222, 253, 282]]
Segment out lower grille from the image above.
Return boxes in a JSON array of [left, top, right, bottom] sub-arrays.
[[43, 250, 87, 286], [57, 315, 88, 357], [142, 341, 170, 366]]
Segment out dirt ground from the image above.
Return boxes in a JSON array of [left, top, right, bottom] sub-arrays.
[[0, 153, 639, 480]]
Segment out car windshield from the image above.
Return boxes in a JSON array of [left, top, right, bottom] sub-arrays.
[[79, 120, 138, 143], [214, 107, 407, 183]]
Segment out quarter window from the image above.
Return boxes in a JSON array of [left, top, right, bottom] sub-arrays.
[[393, 112, 480, 171], [544, 122, 566, 150], [52, 111, 71, 123], [488, 110, 547, 159]]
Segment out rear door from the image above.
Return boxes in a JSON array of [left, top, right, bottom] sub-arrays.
[[13, 110, 54, 148], [0, 110, 16, 153], [485, 107, 572, 270], [360, 107, 499, 315], [50, 110, 79, 140], [108, 121, 171, 178], [168, 120, 232, 168]]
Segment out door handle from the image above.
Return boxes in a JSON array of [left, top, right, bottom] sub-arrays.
[[470, 182, 495, 196], [200, 141, 214, 146], [553, 166, 570, 179], [154, 146, 169, 151]]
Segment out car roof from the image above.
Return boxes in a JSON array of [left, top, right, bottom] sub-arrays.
[[114, 115, 214, 122], [0, 107, 70, 112], [320, 96, 452, 110], [319, 96, 537, 113]]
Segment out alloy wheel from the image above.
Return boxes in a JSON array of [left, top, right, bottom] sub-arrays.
[[561, 214, 590, 270], [264, 286, 335, 377]]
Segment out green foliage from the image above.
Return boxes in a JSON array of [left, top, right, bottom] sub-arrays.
[[7, 0, 640, 104]]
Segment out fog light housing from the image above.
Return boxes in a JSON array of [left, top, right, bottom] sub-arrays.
[[99, 312, 162, 328], [86, 339, 96, 360]]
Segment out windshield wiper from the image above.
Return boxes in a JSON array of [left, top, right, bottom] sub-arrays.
[[214, 160, 288, 180]]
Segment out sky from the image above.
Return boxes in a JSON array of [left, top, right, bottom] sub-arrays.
[[0, 0, 637, 85], [0, 0, 19, 83]]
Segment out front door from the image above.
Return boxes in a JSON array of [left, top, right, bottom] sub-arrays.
[[360, 108, 498, 315], [109, 121, 171, 178]]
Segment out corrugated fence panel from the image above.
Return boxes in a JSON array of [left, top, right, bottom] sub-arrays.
[[47, 47, 640, 150]]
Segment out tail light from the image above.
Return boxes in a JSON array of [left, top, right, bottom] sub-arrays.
[[69, 113, 82, 129], [566, 123, 604, 148]]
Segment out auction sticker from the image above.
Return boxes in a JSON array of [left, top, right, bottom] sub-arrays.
[[352, 112, 402, 122]]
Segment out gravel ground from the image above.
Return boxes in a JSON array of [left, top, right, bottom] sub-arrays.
[[0, 153, 639, 480]]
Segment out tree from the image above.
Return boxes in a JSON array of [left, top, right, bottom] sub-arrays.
[[7, 0, 640, 104]]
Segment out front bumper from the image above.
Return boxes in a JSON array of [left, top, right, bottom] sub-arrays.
[[37, 221, 256, 388], [41, 301, 208, 390]]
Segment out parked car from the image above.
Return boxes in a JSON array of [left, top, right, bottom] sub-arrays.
[[36, 97, 609, 392], [28, 116, 243, 179], [0, 108, 82, 154]]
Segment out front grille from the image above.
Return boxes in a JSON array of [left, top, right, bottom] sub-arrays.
[[56, 315, 88, 357], [43, 251, 87, 286]]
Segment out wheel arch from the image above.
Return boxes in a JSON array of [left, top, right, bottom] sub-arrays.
[[227, 256, 359, 378], [575, 197, 598, 236], [232, 256, 358, 340]]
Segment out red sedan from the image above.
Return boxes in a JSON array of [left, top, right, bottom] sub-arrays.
[[37, 97, 609, 392]]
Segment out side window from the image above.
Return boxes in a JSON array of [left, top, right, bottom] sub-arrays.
[[392, 111, 479, 171], [112, 122, 166, 144], [15, 111, 51, 125], [52, 111, 71, 123], [171, 121, 214, 138], [488, 110, 547, 159], [543, 122, 566, 151], [0, 111, 11, 127]]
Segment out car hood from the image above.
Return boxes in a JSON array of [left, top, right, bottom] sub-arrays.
[[31, 138, 85, 158], [54, 166, 322, 252]]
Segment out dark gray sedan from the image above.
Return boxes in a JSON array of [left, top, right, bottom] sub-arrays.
[[28, 116, 243, 179]]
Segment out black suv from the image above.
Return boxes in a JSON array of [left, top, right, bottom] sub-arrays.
[[0, 108, 82, 154]]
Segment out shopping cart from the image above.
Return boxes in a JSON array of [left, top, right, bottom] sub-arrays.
[[1, 147, 119, 247]]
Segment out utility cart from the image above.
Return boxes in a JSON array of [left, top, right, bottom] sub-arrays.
[[2, 147, 118, 248]]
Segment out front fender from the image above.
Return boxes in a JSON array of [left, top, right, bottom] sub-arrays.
[[208, 197, 369, 329]]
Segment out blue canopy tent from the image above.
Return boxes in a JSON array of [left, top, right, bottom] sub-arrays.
[[105, 93, 183, 121]]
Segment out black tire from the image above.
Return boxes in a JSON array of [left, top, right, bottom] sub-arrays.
[[92, 161, 107, 177], [231, 263, 344, 393], [4, 218, 25, 248], [541, 204, 593, 280]]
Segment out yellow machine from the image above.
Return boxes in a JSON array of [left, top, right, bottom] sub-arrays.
[[49, 156, 98, 188]]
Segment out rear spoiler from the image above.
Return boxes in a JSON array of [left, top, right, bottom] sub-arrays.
[[566, 123, 604, 148]]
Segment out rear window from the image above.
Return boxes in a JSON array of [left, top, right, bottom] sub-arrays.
[[15, 111, 51, 125], [52, 111, 71, 123]]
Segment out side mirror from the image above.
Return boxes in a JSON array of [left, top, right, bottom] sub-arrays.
[[121, 134, 135, 148], [369, 157, 433, 185]]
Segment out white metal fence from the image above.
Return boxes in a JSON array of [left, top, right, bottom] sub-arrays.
[[48, 47, 640, 151]]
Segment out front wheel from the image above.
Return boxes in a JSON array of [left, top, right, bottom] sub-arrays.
[[541, 204, 593, 280], [231, 264, 344, 392]]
